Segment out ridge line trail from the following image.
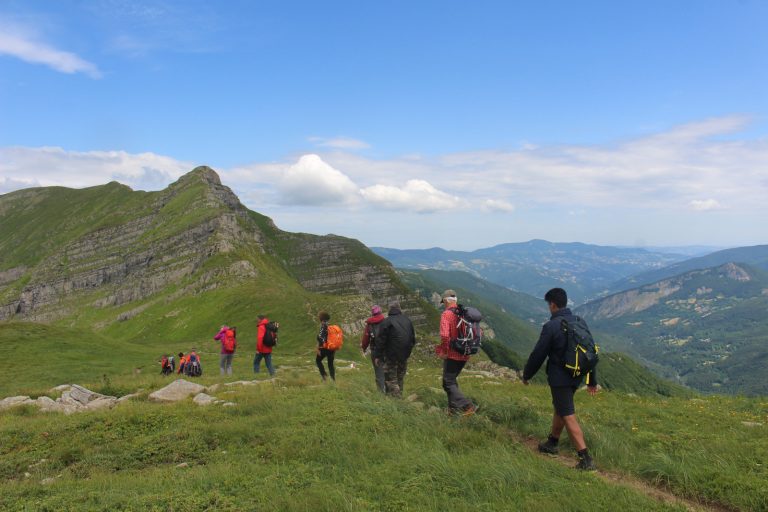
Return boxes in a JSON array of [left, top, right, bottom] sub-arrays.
[[506, 430, 734, 512]]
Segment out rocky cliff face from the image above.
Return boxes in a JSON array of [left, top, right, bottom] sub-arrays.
[[0, 167, 431, 329], [578, 262, 759, 321]]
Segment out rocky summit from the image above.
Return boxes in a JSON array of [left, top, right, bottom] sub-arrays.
[[0, 167, 433, 335]]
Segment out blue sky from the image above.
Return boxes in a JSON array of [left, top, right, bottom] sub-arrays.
[[1, 0, 767, 250]]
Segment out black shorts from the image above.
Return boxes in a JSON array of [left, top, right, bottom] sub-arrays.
[[550, 386, 578, 417]]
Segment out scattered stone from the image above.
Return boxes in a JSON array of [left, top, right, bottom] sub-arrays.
[[70, 384, 113, 405], [23, 472, 31, 478], [206, 383, 222, 393], [0, 396, 34, 411], [193, 393, 216, 406], [41, 478, 56, 485], [85, 397, 117, 411], [406, 394, 419, 402], [222, 402, 236, 407], [176, 463, 189, 468], [50, 384, 72, 393], [37, 396, 78, 415], [224, 380, 257, 387], [149, 379, 206, 403], [742, 421, 763, 428]]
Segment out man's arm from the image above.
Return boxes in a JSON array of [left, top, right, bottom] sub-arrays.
[[522, 324, 552, 383]]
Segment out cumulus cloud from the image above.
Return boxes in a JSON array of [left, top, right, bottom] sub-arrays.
[[482, 199, 515, 213], [0, 146, 191, 191], [361, 179, 465, 213], [689, 199, 723, 211], [0, 24, 101, 78], [308, 136, 371, 150], [278, 154, 360, 206]]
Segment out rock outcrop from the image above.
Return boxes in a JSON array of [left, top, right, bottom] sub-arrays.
[[149, 379, 206, 403]]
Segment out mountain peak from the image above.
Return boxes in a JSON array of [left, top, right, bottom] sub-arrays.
[[179, 165, 222, 186]]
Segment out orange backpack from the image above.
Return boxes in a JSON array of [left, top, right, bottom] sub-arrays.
[[325, 325, 344, 351]]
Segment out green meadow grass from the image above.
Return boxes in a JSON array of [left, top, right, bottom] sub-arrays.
[[1, 353, 766, 511], [2, 368, 690, 512]]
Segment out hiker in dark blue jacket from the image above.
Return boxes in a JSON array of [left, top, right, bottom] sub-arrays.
[[523, 287, 598, 470]]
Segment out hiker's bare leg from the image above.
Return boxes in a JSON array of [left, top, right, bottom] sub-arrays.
[[562, 414, 587, 451], [551, 413, 565, 438]]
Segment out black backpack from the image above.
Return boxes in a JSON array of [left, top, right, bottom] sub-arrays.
[[185, 354, 203, 377], [560, 316, 599, 380], [263, 322, 278, 348], [450, 305, 483, 356]]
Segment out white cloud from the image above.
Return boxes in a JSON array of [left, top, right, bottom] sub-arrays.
[[361, 179, 465, 213], [0, 146, 191, 191], [482, 199, 515, 213], [689, 199, 723, 211], [0, 24, 101, 78], [308, 136, 371, 150], [278, 154, 360, 206]]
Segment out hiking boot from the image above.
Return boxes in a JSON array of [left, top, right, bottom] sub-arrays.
[[575, 454, 596, 471], [538, 437, 559, 455], [461, 403, 479, 417]]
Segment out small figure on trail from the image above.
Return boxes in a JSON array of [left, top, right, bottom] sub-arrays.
[[254, 315, 278, 376], [436, 290, 479, 416], [214, 325, 237, 375], [185, 349, 203, 377], [169, 354, 176, 373], [522, 287, 598, 471], [177, 352, 187, 374], [374, 301, 416, 398], [316, 311, 342, 381], [361, 304, 386, 392], [160, 354, 173, 376]]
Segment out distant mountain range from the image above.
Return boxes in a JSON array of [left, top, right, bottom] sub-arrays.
[[373, 240, 688, 304], [577, 262, 768, 395], [607, 245, 768, 294]]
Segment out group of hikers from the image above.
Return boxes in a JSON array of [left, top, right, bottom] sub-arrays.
[[158, 286, 598, 471], [160, 350, 203, 377]]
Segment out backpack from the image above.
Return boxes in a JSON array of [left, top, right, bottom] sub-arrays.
[[185, 353, 203, 377], [263, 322, 278, 348], [161, 356, 170, 368], [449, 305, 483, 356], [366, 322, 381, 350], [560, 316, 599, 382], [325, 325, 344, 351], [223, 329, 236, 353]]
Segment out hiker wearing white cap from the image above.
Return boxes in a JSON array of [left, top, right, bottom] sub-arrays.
[[436, 290, 478, 415]]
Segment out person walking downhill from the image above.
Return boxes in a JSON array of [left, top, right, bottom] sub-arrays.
[[436, 290, 478, 415], [374, 301, 416, 398], [254, 315, 277, 376], [522, 287, 598, 471], [315, 311, 336, 381], [214, 325, 237, 375], [361, 304, 386, 392]]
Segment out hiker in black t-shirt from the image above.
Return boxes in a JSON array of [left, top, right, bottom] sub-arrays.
[[523, 287, 598, 471]]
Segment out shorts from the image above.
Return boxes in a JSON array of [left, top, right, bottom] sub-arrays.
[[550, 385, 578, 417]]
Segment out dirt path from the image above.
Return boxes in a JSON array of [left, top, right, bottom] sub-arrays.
[[510, 431, 734, 512]]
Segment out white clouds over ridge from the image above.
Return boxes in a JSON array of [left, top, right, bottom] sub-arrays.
[[2, 117, 767, 223]]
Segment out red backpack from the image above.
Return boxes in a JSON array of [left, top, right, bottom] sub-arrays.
[[224, 329, 236, 352]]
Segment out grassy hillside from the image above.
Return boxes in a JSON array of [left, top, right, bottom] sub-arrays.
[[1, 361, 765, 511], [579, 263, 768, 395]]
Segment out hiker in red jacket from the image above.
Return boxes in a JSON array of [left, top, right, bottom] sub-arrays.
[[214, 325, 236, 375], [361, 304, 386, 392], [436, 289, 478, 416], [254, 315, 277, 376]]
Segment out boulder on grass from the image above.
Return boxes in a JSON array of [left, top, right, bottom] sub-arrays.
[[149, 379, 206, 403]]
